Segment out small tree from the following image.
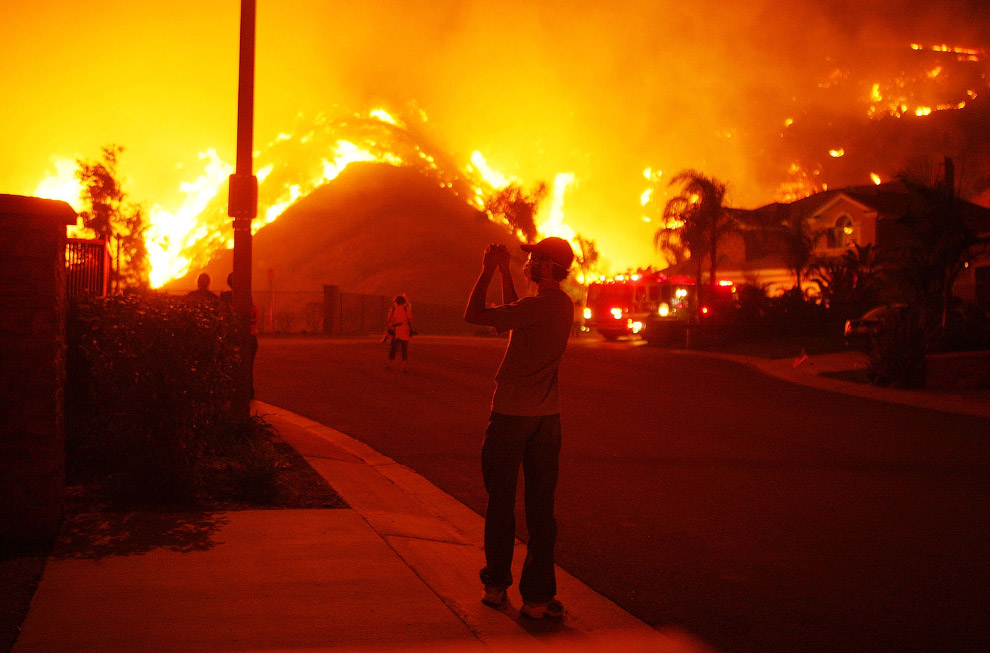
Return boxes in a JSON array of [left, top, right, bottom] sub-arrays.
[[573, 234, 600, 281], [485, 182, 548, 244], [76, 145, 150, 292], [892, 158, 989, 333], [811, 258, 857, 310]]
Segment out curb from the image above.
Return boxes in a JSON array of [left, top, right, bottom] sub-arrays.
[[255, 402, 715, 653], [667, 349, 990, 419]]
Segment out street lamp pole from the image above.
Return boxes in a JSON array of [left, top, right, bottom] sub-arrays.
[[228, 0, 257, 421]]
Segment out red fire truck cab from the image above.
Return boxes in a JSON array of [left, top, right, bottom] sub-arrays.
[[583, 272, 698, 341]]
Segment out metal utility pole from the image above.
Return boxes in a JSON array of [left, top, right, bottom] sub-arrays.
[[228, 0, 258, 421]]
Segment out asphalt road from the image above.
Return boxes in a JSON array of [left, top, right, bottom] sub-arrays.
[[255, 335, 990, 652]]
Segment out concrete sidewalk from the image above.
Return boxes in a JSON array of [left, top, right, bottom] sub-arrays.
[[14, 403, 711, 653]]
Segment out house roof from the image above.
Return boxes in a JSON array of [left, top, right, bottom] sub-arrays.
[[0, 194, 77, 223], [738, 182, 990, 235]]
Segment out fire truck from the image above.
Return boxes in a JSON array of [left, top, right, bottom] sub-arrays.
[[582, 271, 698, 341], [582, 271, 736, 342]]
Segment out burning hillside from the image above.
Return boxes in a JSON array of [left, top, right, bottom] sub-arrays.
[[19, 3, 990, 284], [170, 162, 526, 306], [756, 43, 990, 202], [143, 108, 576, 289]]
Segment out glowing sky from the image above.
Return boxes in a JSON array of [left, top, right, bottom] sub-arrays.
[[3, 0, 990, 270]]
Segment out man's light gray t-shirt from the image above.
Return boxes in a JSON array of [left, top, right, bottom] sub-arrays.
[[490, 284, 574, 416]]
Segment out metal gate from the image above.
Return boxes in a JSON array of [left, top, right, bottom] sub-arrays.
[[66, 238, 109, 297]]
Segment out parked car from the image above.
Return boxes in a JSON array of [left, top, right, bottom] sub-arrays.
[[843, 305, 907, 349]]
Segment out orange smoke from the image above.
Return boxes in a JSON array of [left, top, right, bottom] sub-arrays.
[[7, 1, 990, 278]]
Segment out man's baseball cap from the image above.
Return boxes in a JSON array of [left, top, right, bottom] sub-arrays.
[[521, 237, 575, 269]]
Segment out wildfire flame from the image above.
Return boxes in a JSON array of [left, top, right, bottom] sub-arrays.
[[912, 43, 985, 61], [543, 173, 576, 241], [639, 168, 664, 223], [864, 43, 983, 119], [36, 108, 581, 288], [29, 35, 990, 281], [33, 159, 84, 214], [771, 41, 988, 203]]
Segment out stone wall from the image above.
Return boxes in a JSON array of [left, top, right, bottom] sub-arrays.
[[0, 195, 76, 551]]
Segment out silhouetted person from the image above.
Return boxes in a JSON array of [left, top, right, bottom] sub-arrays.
[[223, 272, 258, 399], [386, 295, 413, 372], [187, 273, 219, 305], [464, 238, 575, 619]]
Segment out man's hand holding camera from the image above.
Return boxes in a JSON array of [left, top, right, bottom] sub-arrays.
[[483, 243, 510, 272]]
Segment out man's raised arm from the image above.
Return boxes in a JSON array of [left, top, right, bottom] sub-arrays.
[[464, 244, 501, 326], [496, 245, 518, 305]]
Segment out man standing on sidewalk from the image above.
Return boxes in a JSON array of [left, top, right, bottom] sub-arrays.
[[464, 237, 575, 619]]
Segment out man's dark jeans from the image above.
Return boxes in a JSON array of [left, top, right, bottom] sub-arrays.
[[480, 411, 561, 604]]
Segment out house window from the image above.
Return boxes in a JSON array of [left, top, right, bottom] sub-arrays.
[[829, 215, 857, 249]]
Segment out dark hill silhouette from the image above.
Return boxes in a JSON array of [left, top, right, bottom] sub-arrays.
[[171, 162, 525, 306]]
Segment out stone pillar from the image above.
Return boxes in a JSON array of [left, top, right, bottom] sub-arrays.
[[322, 285, 341, 336], [0, 195, 76, 551]]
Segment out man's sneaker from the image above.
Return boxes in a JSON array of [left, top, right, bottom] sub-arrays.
[[481, 586, 507, 607], [520, 599, 564, 619]]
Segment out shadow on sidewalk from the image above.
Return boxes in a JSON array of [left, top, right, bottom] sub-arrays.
[[52, 510, 227, 560]]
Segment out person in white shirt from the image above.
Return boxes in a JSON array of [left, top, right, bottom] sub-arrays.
[[464, 237, 575, 619]]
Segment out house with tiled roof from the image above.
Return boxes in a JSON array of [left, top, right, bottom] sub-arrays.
[[715, 181, 990, 307]]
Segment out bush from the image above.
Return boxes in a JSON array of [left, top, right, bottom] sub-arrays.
[[934, 302, 990, 352], [765, 288, 829, 337], [731, 283, 771, 338], [66, 293, 278, 506], [867, 309, 927, 388], [715, 284, 831, 343]]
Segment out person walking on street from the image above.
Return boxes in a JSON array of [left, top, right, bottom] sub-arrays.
[[463, 237, 575, 619], [386, 294, 413, 372]]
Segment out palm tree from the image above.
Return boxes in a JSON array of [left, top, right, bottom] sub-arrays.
[[573, 234, 600, 281], [652, 170, 736, 303], [810, 243, 881, 319], [842, 242, 881, 305]]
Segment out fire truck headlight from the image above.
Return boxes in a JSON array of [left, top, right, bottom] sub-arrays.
[[583, 307, 592, 320], [658, 302, 670, 317], [610, 307, 623, 319], [631, 321, 644, 333], [675, 288, 688, 299]]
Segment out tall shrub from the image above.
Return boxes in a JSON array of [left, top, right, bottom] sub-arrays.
[[66, 293, 240, 503]]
